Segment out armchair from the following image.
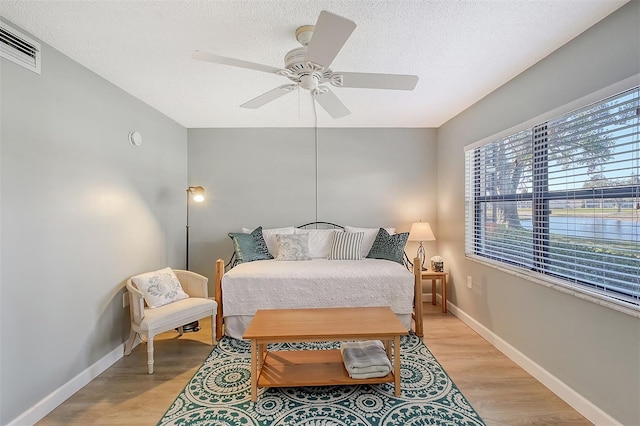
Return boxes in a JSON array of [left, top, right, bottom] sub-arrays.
[[124, 269, 217, 374]]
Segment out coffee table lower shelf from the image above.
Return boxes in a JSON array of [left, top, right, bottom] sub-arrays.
[[257, 349, 395, 388]]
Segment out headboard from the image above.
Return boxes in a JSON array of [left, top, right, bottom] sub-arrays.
[[296, 221, 344, 230]]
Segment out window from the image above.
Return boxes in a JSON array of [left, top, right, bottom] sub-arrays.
[[465, 87, 640, 310]]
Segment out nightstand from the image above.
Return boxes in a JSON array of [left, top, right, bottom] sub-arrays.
[[421, 270, 448, 313]]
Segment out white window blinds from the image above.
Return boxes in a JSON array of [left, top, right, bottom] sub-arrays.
[[465, 87, 640, 309]]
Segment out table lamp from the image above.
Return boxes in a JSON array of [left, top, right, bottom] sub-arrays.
[[408, 222, 435, 270]]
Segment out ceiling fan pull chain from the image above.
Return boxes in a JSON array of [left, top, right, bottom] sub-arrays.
[[312, 96, 319, 223]]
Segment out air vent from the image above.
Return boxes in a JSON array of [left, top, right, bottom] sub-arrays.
[[0, 21, 41, 74]]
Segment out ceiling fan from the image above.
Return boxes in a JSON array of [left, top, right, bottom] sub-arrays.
[[192, 10, 419, 119]]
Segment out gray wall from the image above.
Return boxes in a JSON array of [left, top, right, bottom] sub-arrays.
[[436, 2, 640, 424], [187, 127, 437, 282], [0, 22, 187, 424]]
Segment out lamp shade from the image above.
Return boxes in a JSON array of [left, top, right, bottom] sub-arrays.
[[408, 222, 435, 242], [189, 186, 205, 202]]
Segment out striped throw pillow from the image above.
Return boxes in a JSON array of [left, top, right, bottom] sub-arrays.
[[328, 232, 364, 260]]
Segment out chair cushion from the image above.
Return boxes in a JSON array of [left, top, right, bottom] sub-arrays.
[[140, 298, 216, 332], [131, 267, 189, 308]]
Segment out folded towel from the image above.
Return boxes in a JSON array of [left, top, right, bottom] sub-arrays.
[[341, 340, 392, 379], [342, 346, 392, 371], [343, 363, 390, 375], [348, 368, 392, 380], [340, 340, 386, 354]]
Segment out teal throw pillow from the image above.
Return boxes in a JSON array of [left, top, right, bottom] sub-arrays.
[[366, 228, 409, 265], [228, 226, 273, 263], [248, 226, 271, 258]]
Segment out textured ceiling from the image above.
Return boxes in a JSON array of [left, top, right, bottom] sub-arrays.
[[0, 0, 628, 128]]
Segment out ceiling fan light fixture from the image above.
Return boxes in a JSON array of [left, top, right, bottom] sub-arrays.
[[295, 25, 315, 46], [300, 74, 319, 90]]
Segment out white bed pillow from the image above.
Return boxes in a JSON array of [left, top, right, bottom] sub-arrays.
[[294, 228, 343, 258], [344, 226, 396, 258], [131, 267, 189, 309], [242, 226, 295, 257], [275, 233, 312, 261]]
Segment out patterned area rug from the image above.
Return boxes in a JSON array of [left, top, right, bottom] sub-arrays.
[[158, 334, 485, 425]]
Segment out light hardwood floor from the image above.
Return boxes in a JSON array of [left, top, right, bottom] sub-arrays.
[[37, 303, 591, 425]]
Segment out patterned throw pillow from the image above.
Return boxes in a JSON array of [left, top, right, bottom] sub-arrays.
[[366, 228, 409, 265], [275, 233, 312, 261], [229, 226, 273, 263], [328, 232, 364, 260], [131, 267, 189, 309]]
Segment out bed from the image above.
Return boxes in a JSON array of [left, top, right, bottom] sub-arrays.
[[213, 222, 423, 340]]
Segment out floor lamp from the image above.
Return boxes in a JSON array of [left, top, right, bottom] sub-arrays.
[[408, 221, 435, 270], [186, 186, 205, 270], [184, 186, 205, 332]]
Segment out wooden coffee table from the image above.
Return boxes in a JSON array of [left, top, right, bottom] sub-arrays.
[[242, 306, 408, 401]]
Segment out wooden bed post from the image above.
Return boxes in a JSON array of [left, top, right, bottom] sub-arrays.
[[413, 257, 424, 337], [215, 259, 224, 341]]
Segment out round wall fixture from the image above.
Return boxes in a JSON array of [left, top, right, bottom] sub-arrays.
[[128, 131, 142, 147]]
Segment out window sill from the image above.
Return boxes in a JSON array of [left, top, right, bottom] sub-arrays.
[[466, 254, 640, 318]]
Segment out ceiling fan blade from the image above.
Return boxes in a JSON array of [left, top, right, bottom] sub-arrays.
[[338, 72, 419, 90], [305, 11, 356, 68], [192, 50, 282, 74], [240, 85, 297, 109], [314, 88, 351, 119]]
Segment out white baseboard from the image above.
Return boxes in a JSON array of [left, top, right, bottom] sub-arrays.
[[446, 302, 621, 426], [8, 343, 124, 426]]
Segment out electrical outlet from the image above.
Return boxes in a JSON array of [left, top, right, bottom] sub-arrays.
[[466, 276, 473, 289], [123, 292, 130, 308]]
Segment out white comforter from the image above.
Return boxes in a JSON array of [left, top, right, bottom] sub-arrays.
[[222, 258, 414, 317]]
